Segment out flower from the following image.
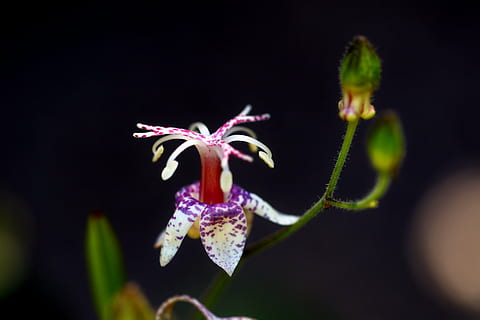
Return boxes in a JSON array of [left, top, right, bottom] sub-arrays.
[[338, 36, 381, 122], [157, 295, 255, 320], [134, 106, 299, 275]]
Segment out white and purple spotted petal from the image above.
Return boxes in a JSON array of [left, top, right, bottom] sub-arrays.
[[200, 202, 248, 276], [229, 184, 300, 226], [160, 196, 207, 267], [156, 295, 256, 320]]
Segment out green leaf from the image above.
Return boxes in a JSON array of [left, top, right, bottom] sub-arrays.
[[86, 211, 126, 320]]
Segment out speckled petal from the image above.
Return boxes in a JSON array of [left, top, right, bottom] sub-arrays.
[[154, 229, 165, 248], [160, 194, 207, 267], [200, 202, 247, 276], [230, 184, 300, 226]]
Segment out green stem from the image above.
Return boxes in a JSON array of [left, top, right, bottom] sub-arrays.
[[325, 119, 359, 199], [326, 172, 391, 210], [197, 120, 360, 316], [243, 197, 326, 259]]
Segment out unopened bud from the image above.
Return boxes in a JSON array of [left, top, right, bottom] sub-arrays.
[[339, 36, 381, 121], [367, 111, 405, 174]]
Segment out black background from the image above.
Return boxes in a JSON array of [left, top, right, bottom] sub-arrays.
[[1, 3, 480, 319]]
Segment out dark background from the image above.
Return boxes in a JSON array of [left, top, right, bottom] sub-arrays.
[[1, 3, 479, 320]]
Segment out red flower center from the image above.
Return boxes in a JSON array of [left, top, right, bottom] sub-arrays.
[[199, 149, 225, 205]]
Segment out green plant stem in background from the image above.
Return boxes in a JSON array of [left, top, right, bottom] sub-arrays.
[[197, 120, 360, 316], [326, 172, 391, 210]]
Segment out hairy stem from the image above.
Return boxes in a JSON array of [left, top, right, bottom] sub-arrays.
[[326, 172, 391, 210], [196, 120, 360, 316], [324, 119, 359, 199]]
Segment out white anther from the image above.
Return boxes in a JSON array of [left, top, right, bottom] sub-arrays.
[[161, 160, 178, 180], [259, 151, 274, 168], [152, 145, 164, 162], [220, 169, 233, 193]]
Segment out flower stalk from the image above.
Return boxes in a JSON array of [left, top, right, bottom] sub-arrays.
[[326, 172, 391, 210], [198, 118, 361, 312]]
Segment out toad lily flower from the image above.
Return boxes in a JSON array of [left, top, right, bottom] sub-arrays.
[[134, 105, 300, 275]]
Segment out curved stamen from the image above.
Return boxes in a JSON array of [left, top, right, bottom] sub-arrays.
[[151, 134, 190, 162], [223, 126, 258, 152], [167, 139, 206, 164], [189, 122, 211, 135], [162, 139, 206, 180], [223, 134, 273, 157], [223, 134, 274, 167]]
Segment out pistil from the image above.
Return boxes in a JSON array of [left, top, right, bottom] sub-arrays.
[[199, 148, 224, 205]]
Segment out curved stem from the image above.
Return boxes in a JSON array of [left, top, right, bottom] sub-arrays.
[[326, 172, 391, 210], [196, 120, 360, 316]]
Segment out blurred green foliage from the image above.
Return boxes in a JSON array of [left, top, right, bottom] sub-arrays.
[[0, 191, 32, 298], [86, 212, 126, 320]]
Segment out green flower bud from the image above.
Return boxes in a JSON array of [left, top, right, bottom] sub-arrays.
[[339, 36, 382, 121], [367, 111, 405, 174]]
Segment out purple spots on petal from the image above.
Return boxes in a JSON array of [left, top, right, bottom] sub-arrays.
[[206, 246, 212, 251]]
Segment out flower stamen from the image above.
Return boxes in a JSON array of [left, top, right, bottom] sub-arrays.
[[223, 134, 274, 168], [224, 126, 259, 152], [189, 121, 211, 135], [151, 134, 189, 162]]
